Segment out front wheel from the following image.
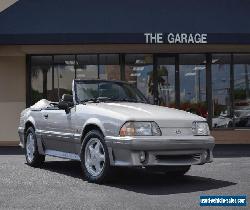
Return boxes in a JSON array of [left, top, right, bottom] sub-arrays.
[[25, 127, 45, 167], [80, 130, 112, 183]]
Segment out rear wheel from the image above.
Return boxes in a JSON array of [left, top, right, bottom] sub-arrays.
[[80, 130, 112, 183], [25, 127, 45, 167]]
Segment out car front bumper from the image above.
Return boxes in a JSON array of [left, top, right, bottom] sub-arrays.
[[105, 135, 215, 166]]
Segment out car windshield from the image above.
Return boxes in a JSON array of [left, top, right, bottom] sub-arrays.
[[74, 80, 148, 103]]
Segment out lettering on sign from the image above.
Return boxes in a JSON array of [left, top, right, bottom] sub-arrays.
[[144, 33, 207, 44]]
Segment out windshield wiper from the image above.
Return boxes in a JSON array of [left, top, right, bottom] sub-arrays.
[[111, 98, 146, 103], [81, 97, 147, 104], [80, 97, 111, 103]]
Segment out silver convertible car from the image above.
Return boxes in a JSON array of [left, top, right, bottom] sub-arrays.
[[18, 80, 215, 183]]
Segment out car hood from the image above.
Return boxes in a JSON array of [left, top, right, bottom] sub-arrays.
[[87, 102, 205, 128]]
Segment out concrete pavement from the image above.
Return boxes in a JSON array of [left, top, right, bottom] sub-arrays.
[[0, 146, 249, 209]]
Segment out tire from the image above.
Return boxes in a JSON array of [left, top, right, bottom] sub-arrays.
[[80, 129, 112, 183], [164, 165, 191, 177], [227, 121, 233, 128], [25, 127, 45, 167]]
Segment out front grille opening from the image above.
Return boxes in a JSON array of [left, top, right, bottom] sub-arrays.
[[156, 153, 201, 162]]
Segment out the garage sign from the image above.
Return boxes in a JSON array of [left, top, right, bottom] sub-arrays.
[[144, 33, 208, 44]]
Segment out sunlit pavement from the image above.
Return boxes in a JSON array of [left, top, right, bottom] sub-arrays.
[[0, 146, 249, 210]]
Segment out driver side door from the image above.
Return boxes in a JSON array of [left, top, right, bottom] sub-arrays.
[[41, 107, 77, 154]]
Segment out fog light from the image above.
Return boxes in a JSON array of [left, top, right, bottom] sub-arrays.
[[139, 151, 146, 163]]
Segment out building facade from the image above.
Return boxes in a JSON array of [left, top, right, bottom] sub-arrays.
[[0, 0, 250, 145]]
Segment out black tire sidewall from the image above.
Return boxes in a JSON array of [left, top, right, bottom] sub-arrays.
[[80, 130, 111, 183]]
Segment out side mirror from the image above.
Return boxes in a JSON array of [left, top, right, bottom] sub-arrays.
[[58, 101, 70, 114]]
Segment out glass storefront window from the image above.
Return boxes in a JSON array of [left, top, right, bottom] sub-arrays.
[[29, 53, 250, 130], [212, 54, 232, 128], [234, 54, 250, 127], [180, 54, 207, 117], [76, 55, 98, 79], [125, 54, 154, 103], [31, 56, 53, 105], [99, 54, 120, 80], [156, 56, 176, 107], [54, 55, 75, 99]]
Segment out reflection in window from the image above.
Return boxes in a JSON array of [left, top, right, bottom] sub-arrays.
[[180, 54, 207, 117], [157, 56, 175, 107], [99, 54, 120, 80], [76, 55, 98, 79], [234, 54, 250, 127], [54, 55, 75, 99], [31, 56, 53, 105], [125, 54, 154, 103], [212, 54, 232, 128]]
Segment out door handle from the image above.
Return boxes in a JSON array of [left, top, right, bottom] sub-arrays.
[[43, 114, 48, 119]]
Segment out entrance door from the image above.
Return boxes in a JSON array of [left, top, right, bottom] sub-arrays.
[[155, 55, 178, 107]]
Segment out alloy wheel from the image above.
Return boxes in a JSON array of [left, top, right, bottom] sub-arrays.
[[26, 132, 35, 162], [84, 138, 106, 177]]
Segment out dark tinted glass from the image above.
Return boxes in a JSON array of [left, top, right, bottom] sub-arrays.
[[31, 56, 54, 105], [212, 54, 232, 128], [179, 54, 207, 117], [125, 54, 154, 103], [76, 55, 98, 79], [99, 54, 120, 80], [75, 81, 147, 103], [234, 54, 250, 127], [156, 56, 176, 107], [54, 55, 75, 99]]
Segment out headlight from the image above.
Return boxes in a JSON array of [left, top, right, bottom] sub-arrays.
[[192, 121, 210, 136], [119, 121, 161, 136]]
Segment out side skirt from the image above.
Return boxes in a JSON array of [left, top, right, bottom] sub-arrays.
[[45, 149, 80, 161]]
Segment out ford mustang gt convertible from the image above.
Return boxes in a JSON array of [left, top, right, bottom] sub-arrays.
[[18, 79, 215, 183]]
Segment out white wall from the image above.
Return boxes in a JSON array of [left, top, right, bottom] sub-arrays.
[[0, 55, 26, 145]]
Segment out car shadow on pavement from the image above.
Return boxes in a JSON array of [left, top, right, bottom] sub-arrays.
[[108, 171, 236, 195], [40, 160, 236, 196]]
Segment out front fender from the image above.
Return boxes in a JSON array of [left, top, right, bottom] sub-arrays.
[[82, 118, 106, 136], [26, 116, 37, 129], [25, 115, 45, 155]]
